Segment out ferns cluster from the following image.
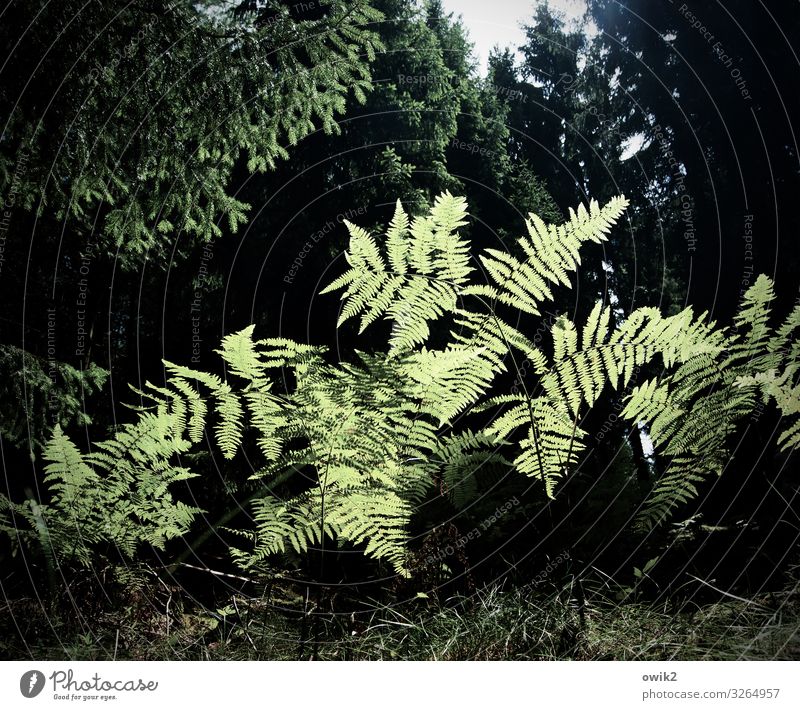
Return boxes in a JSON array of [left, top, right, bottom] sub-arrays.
[[624, 277, 800, 527], [4, 193, 797, 576], [1, 406, 198, 565], [323, 193, 799, 529]]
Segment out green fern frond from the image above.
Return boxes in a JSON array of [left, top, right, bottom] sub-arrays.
[[322, 192, 470, 354], [635, 459, 707, 530], [7, 402, 203, 564], [478, 196, 629, 316], [628, 277, 794, 527]]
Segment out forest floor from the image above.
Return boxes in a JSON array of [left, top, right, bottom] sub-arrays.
[[3, 570, 799, 661]]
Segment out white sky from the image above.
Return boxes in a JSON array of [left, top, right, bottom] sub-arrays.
[[440, 0, 589, 74]]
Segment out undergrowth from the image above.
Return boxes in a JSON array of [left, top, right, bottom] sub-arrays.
[[3, 570, 798, 661]]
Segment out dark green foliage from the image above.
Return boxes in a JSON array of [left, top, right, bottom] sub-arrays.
[[0, 0, 383, 473], [0, 345, 107, 454], [0, 0, 382, 265]]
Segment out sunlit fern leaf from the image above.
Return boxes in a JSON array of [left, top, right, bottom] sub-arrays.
[[322, 191, 470, 354], [478, 196, 629, 316], [42, 425, 101, 510], [734, 274, 775, 356], [778, 418, 800, 450], [622, 378, 672, 424], [403, 346, 496, 425], [170, 378, 207, 443], [216, 325, 269, 385], [582, 301, 611, 350], [385, 199, 410, 275], [627, 277, 795, 528]]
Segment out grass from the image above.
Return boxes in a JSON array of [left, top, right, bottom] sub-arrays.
[[3, 571, 798, 660]]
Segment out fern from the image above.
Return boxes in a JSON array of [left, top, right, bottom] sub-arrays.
[[623, 276, 796, 528], [2, 401, 201, 565], [464, 197, 629, 315], [434, 430, 507, 509], [736, 296, 800, 450], [10, 193, 798, 578], [321, 192, 471, 354]]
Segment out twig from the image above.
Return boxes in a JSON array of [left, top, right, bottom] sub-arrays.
[[687, 574, 771, 609], [171, 561, 256, 584]]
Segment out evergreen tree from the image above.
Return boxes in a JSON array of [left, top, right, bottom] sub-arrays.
[[0, 0, 382, 461], [219, 0, 561, 348]]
